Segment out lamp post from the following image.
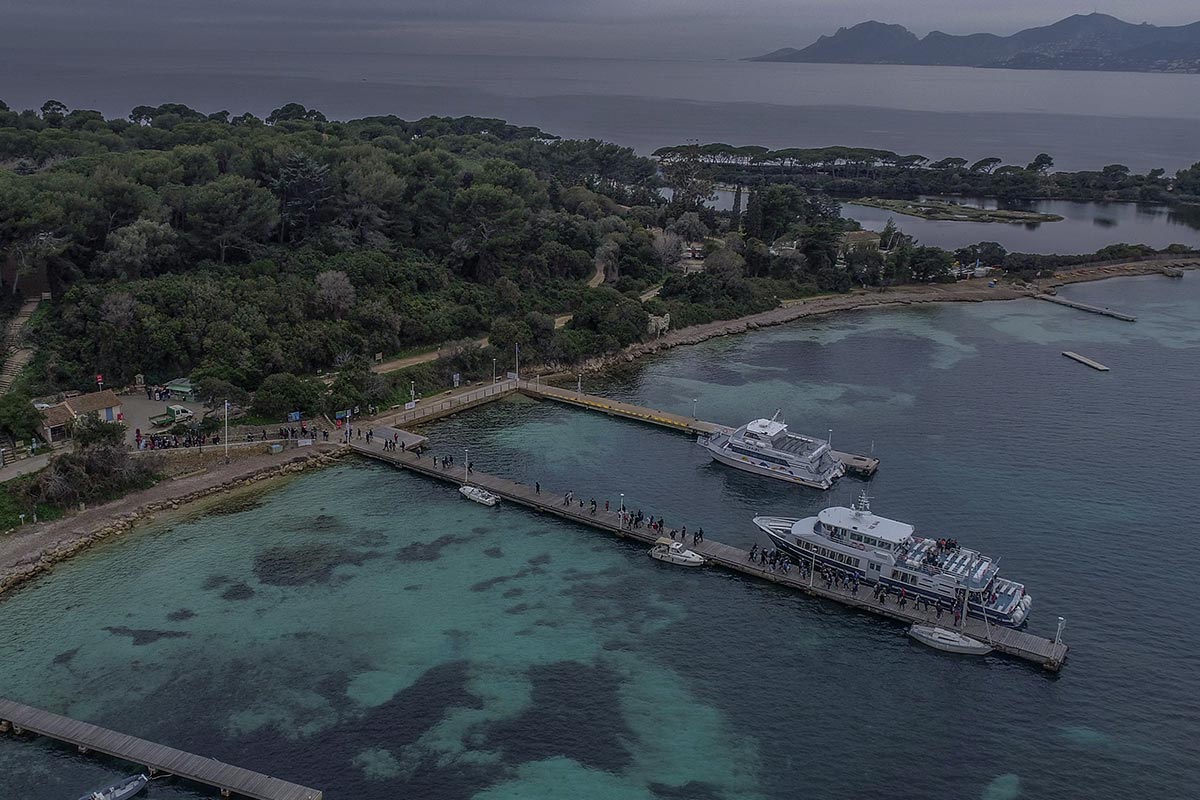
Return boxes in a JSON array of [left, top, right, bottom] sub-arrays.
[[692, 398, 697, 418], [493, 358, 497, 384], [224, 399, 229, 463], [577, 373, 582, 393], [410, 381, 416, 403]]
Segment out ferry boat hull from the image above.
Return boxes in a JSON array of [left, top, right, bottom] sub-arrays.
[[703, 436, 843, 489], [754, 504, 1033, 628]]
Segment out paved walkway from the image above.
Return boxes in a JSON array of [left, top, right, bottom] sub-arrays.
[[0, 452, 51, 483]]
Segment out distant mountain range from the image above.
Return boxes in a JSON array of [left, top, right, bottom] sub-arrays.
[[748, 14, 1200, 73]]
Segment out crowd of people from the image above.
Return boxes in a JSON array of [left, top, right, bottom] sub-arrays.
[[276, 424, 328, 442], [136, 431, 219, 450]]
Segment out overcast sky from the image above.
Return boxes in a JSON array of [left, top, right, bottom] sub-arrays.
[[2, 1, 1198, 59]]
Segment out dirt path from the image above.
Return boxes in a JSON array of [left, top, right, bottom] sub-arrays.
[[372, 337, 490, 375]]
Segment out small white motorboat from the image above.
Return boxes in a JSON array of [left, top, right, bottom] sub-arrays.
[[78, 774, 149, 800], [459, 485, 499, 506], [908, 624, 991, 655], [649, 537, 705, 567]]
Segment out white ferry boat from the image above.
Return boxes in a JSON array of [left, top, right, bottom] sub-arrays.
[[698, 411, 845, 490], [753, 493, 1032, 627]]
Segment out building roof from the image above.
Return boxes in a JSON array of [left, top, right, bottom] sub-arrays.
[[40, 403, 74, 429], [62, 389, 122, 417], [166, 377, 194, 389]]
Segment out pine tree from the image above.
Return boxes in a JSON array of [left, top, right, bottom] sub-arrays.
[[744, 189, 763, 241], [731, 185, 743, 223]]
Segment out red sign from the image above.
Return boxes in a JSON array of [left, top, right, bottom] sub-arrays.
[[95, 373, 104, 384]]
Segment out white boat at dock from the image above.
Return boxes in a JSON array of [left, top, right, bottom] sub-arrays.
[[649, 537, 705, 567], [459, 485, 500, 506], [754, 492, 1032, 627], [78, 774, 149, 800], [908, 625, 992, 655], [698, 410, 844, 490]]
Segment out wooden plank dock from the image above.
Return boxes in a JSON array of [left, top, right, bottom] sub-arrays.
[[1037, 294, 1137, 321], [516, 382, 880, 477], [351, 442, 1067, 672], [1062, 351, 1110, 371], [0, 698, 322, 800]]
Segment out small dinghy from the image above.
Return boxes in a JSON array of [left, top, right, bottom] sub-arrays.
[[649, 537, 705, 567], [459, 485, 500, 506], [908, 624, 991, 655], [78, 774, 149, 800]]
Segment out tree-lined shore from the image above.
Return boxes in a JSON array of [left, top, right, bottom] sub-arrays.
[[1, 99, 1195, 454], [652, 142, 1200, 204]]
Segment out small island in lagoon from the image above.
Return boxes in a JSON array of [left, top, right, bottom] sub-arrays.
[[851, 197, 1064, 224]]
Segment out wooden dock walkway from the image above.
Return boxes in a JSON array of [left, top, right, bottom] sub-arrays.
[[0, 698, 322, 800], [1037, 294, 1137, 321], [351, 442, 1067, 672], [1062, 351, 1110, 371], [516, 382, 880, 477]]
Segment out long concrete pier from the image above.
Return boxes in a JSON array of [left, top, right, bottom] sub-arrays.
[[1062, 351, 1110, 371], [0, 697, 322, 800], [351, 442, 1067, 672], [516, 382, 880, 477], [1037, 294, 1137, 321]]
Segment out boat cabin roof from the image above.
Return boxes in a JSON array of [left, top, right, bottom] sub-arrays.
[[744, 418, 787, 438], [818, 506, 914, 543]]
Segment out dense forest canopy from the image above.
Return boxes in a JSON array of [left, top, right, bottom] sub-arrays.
[[1, 100, 1190, 424], [0, 100, 678, 399]]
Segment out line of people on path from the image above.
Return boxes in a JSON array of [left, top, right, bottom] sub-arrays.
[[746, 544, 799, 576]]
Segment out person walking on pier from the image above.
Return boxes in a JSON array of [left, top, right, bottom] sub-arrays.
[[468, 461, 474, 474], [535, 481, 540, 494], [748, 544, 758, 561], [604, 499, 609, 512]]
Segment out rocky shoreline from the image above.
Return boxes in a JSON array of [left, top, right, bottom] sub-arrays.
[[0, 446, 349, 599], [558, 258, 1196, 376]]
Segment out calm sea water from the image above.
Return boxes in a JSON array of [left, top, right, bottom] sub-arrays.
[[2, 274, 1198, 799], [2, 50, 1199, 171]]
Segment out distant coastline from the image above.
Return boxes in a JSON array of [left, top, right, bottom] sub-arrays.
[[749, 14, 1200, 74]]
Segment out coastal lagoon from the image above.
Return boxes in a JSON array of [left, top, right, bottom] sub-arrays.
[[2, 274, 1197, 799], [842, 197, 1200, 254]]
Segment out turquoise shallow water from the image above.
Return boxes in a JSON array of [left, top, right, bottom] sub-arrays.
[[2, 274, 1198, 799]]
